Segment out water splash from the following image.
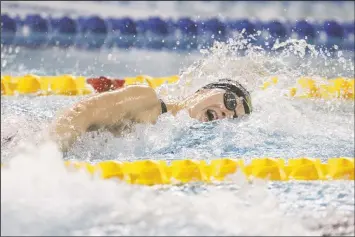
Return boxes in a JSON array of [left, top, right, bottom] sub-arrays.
[[1, 141, 319, 236], [1, 34, 354, 161], [1, 30, 354, 236], [163, 34, 355, 100]]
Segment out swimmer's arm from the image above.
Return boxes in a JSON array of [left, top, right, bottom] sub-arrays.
[[49, 85, 162, 151]]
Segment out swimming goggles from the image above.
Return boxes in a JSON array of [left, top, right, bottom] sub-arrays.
[[224, 91, 240, 119], [198, 78, 253, 117]]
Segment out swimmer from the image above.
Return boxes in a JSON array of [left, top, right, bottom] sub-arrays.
[[49, 78, 252, 152]]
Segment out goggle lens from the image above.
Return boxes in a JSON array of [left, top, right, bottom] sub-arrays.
[[223, 92, 239, 119], [224, 92, 237, 111]]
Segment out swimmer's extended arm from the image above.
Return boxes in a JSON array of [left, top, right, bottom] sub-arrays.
[[49, 85, 162, 152]]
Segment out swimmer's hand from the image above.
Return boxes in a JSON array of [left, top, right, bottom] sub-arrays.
[[49, 85, 162, 152]]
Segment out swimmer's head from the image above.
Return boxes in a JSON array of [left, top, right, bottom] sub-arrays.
[[184, 78, 252, 122]]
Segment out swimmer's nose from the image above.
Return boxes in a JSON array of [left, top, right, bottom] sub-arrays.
[[223, 110, 236, 119], [220, 105, 235, 119], [221, 111, 234, 120]]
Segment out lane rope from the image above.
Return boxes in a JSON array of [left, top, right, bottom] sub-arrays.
[[1, 74, 354, 100], [1, 14, 353, 50], [3, 158, 353, 185]]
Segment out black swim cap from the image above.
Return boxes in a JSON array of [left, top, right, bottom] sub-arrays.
[[197, 78, 252, 114]]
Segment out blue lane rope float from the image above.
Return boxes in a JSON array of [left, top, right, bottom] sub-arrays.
[[1, 14, 354, 50]]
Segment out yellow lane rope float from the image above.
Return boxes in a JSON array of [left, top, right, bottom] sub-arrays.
[[1, 74, 92, 96], [2, 158, 353, 185], [1, 74, 354, 100]]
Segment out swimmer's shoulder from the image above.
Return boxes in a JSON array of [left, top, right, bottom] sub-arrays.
[[109, 84, 156, 94], [91, 84, 158, 101]]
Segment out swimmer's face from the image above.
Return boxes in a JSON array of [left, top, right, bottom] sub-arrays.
[[186, 88, 246, 122]]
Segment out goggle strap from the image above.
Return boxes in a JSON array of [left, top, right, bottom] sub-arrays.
[[242, 97, 251, 114]]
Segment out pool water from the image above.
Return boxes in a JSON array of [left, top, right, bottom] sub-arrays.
[[1, 1, 354, 236]]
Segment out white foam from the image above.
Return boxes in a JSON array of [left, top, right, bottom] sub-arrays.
[[1, 141, 318, 236]]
